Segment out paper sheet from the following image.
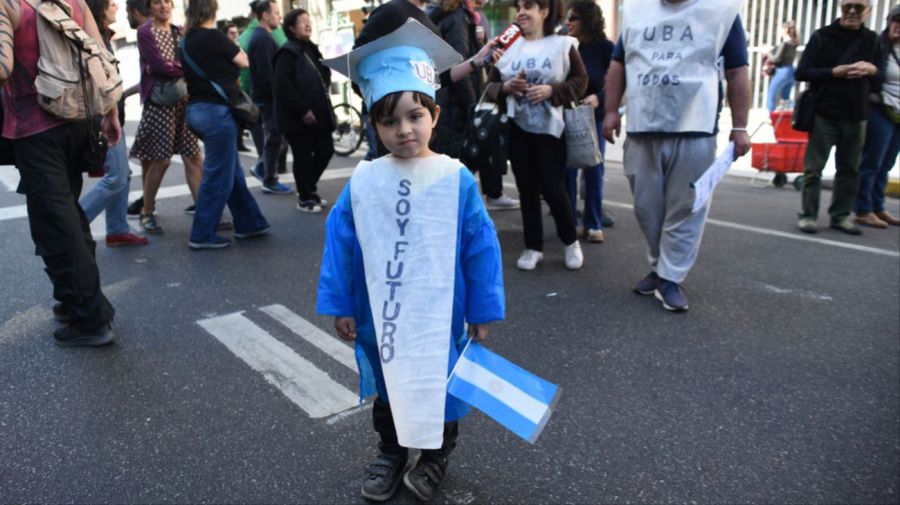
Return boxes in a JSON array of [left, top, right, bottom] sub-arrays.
[[691, 142, 734, 214]]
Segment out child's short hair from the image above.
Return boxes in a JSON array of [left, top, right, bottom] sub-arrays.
[[369, 91, 437, 124]]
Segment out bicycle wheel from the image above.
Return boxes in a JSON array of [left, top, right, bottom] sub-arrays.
[[332, 103, 364, 156]]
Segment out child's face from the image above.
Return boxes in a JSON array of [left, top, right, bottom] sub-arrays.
[[373, 92, 440, 159]]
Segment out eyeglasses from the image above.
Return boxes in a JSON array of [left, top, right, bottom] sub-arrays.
[[841, 3, 868, 14], [566, 15, 580, 22]]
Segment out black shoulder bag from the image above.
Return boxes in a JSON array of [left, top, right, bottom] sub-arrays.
[[179, 38, 260, 129]]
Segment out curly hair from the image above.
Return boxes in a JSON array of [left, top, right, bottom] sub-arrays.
[[567, 0, 605, 42], [185, 0, 218, 33]]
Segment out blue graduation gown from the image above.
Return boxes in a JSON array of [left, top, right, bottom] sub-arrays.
[[317, 166, 505, 421]]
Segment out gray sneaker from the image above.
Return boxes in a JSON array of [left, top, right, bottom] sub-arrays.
[[797, 217, 818, 234], [830, 216, 862, 235], [633, 272, 660, 295], [486, 195, 520, 210], [655, 280, 689, 312]]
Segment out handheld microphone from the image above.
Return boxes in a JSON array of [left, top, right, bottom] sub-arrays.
[[482, 23, 522, 65]]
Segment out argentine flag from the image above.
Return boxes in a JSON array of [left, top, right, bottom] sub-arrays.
[[447, 342, 560, 443]]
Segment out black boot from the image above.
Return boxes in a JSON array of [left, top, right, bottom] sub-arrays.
[[403, 421, 458, 502], [362, 398, 409, 501]]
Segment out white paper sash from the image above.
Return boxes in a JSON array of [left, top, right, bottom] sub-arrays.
[[623, 0, 741, 134], [350, 154, 462, 449]]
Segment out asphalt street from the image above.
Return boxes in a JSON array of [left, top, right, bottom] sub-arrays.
[[1, 124, 898, 504]]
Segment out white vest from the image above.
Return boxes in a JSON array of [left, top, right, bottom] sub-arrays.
[[622, 0, 741, 133], [350, 154, 462, 449], [495, 34, 576, 138]]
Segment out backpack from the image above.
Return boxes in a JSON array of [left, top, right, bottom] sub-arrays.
[[25, 0, 123, 120]]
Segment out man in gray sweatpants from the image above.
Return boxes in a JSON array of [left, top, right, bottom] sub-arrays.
[[602, 0, 752, 312]]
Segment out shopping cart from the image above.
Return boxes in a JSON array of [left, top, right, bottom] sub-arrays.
[[750, 110, 808, 190]]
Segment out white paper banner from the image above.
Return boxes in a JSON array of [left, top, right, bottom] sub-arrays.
[[350, 154, 462, 449], [692, 141, 734, 213]]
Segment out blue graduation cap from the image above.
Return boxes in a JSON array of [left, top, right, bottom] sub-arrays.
[[322, 19, 463, 109]]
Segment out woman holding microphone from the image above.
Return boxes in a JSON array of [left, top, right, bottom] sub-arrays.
[[484, 0, 587, 271]]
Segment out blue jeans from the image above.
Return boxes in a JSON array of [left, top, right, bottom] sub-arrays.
[[79, 138, 130, 236], [855, 106, 900, 213], [565, 127, 607, 230], [767, 65, 795, 113], [185, 102, 269, 243]]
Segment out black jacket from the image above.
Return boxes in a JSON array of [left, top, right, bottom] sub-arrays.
[[795, 20, 879, 121], [354, 0, 439, 48], [427, 4, 480, 157], [273, 39, 334, 135], [248, 28, 278, 105]]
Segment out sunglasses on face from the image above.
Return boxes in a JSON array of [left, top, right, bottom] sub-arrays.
[[841, 3, 868, 14], [567, 15, 580, 22]]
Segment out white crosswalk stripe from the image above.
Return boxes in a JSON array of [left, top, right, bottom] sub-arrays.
[[260, 304, 357, 372], [0, 166, 356, 224], [197, 309, 359, 419], [0, 165, 19, 192]]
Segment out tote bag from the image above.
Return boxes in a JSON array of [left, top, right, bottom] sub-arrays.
[[563, 96, 602, 169]]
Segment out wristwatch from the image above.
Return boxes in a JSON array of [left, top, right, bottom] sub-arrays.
[[468, 59, 478, 70]]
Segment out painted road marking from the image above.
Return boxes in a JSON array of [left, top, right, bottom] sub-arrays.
[[197, 311, 358, 419], [0, 167, 356, 224], [0, 165, 19, 192], [260, 304, 357, 372], [501, 182, 900, 259]]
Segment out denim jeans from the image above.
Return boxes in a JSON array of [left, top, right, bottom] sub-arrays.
[[79, 138, 130, 236], [185, 102, 269, 243], [767, 65, 795, 113], [565, 126, 607, 230], [855, 106, 900, 214]]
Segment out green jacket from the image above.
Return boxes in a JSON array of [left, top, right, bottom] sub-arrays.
[[239, 19, 288, 93]]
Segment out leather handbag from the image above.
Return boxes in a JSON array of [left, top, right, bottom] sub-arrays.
[[791, 88, 818, 132], [149, 77, 187, 106], [228, 90, 261, 129], [179, 40, 259, 128], [461, 89, 509, 174], [761, 55, 776, 77]]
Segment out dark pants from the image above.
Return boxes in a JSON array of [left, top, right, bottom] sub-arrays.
[[801, 114, 866, 220], [508, 124, 577, 251], [373, 397, 458, 460], [472, 161, 504, 199], [13, 122, 115, 330], [285, 130, 334, 201], [256, 104, 287, 184]]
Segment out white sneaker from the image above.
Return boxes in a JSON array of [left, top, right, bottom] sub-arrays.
[[486, 195, 521, 210], [516, 249, 543, 270], [564, 241, 584, 270]]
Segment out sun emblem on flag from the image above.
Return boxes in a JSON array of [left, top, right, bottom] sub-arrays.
[[489, 380, 503, 394]]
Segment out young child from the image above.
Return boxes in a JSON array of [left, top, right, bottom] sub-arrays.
[[316, 20, 505, 503]]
